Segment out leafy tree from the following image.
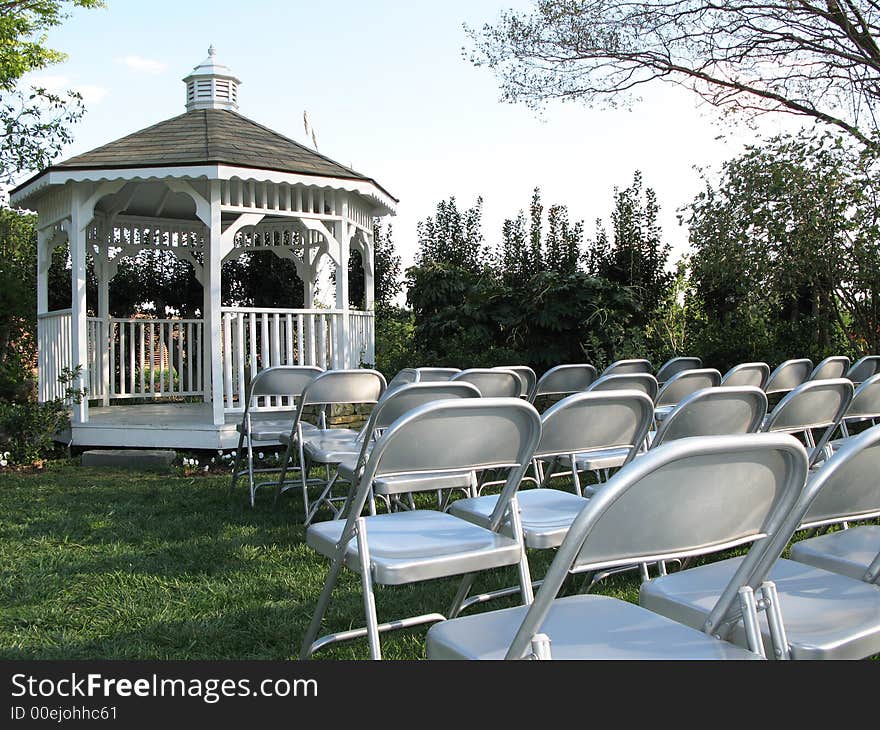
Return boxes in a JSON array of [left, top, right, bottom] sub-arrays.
[[0, 1, 105, 182], [589, 171, 671, 328], [685, 131, 879, 368], [416, 196, 488, 274], [467, 1, 880, 149]]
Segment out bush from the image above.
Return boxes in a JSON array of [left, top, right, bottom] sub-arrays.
[[0, 398, 68, 466]]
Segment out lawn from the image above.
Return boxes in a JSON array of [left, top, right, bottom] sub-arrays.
[[0, 462, 643, 660]]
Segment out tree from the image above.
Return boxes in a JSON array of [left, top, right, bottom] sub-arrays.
[[0, 1, 104, 182], [685, 131, 880, 367], [467, 1, 880, 149], [589, 171, 671, 327], [415, 196, 488, 274]]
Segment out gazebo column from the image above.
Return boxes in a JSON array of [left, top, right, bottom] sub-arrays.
[[363, 231, 376, 366], [96, 255, 112, 407], [334, 207, 351, 369], [206, 184, 226, 426], [69, 189, 89, 424]]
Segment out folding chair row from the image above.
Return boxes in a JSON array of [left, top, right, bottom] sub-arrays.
[[428, 427, 880, 660]]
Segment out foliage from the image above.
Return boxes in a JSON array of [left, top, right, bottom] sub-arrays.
[[345, 219, 403, 310], [684, 131, 880, 370], [467, 1, 880, 149], [0, 1, 105, 182], [373, 305, 416, 377], [416, 196, 489, 274]]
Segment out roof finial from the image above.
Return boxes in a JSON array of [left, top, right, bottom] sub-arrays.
[[208, 44, 216, 57]]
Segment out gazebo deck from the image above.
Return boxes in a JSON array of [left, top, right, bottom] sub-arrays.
[[64, 402, 251, 450]]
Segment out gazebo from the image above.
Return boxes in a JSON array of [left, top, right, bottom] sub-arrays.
[[9, 47, 396, 449]]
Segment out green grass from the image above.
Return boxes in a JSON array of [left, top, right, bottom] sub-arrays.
[[0, 463, 646, 660]]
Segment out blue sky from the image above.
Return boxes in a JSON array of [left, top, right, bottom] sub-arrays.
[[22, 0, 802, 272]]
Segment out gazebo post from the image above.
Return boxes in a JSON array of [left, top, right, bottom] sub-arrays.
[[69, 187, 89, 424], [364, 230, 375, 312], [335, 198, 351, 369], [36, 228, 50, 402], [206, 182, 226, 426], [96, 255, 111, 406]]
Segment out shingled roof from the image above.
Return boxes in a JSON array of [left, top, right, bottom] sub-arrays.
[[15, 108, 396, 201]]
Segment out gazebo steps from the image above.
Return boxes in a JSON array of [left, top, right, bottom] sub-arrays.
[[81, 449, 176, 471]]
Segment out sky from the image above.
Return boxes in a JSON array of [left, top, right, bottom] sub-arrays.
[[19, 0, 805, 278]]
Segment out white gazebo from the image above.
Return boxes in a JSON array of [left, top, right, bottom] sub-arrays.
[[10, 47, 396, 449]]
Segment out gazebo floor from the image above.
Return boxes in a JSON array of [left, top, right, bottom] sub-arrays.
[[62, 402, 256, 451]]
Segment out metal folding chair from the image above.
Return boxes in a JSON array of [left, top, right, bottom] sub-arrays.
[[414, 367, 460, 382], [587, 372, 659, 401], [428, 433, 808, 659], [300, 397, 542, 659], [451, 368, 521, 397], [721, 362, 770, 389], [761, 378, 853, 466], [655, 356, 702, 384], [229, 365, 323, 507], [764, 358, 813, 397], [846, 355, 880, 385], [653, 368, 722, 422], [650, 386, 767, 449], [273, 369, 386, 519], [495, 365, 537, 399], [601, 358, 652, 376], [641, 430, 880, 660], [305, 381, 481, 522], [789, 424, 880, 584], [809, 356, 850, 381], [528, 364, 597, 406]]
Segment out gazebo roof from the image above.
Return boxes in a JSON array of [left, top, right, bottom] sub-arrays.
[[11, 108, 397, 203]]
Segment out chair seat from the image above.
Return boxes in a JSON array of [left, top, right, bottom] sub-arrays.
[[306, 510, 523, 586], [654, 405, 674, 422], [639, 556, 880, 659], [450, 488, 588, 549], [237, 417, 317, 442], [789, 525, 880, 583], [425, 594, 762, 660], [573, 447, 630, 472]]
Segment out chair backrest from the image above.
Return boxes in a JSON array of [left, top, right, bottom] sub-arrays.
[[495, 366, 537, 398], [655, 356, 703, 384], [809, 356, 851, 381], [451, 368, 521, 398], [385, 368, 420, 392], [601, 358, 652, 376], [846, 355, 880, 384], [764, 358, 813, 395], [503, 433, 809, 658], [529, 363, 598, 402], [536, 390, 654, 463], [845, 373, 880, 420], [654, 368, 722, 407], [343, 398, 542, 532], [721, 362, 770, 389], [244, 365, 323, 413], [587, 373, 659, 401], [299, 369, 387, 409], [651, 386, 768, 448], [414, 367, 461, 382], [797, 424, 880, 530], [348, 382, 483, 476]]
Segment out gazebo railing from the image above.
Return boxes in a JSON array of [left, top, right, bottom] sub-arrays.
[[38, 310, 73, 401]]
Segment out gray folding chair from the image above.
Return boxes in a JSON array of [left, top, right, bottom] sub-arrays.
[[653, 368, 722, 421], [229, 365, 323, 507], [385, 368, 420, 392], [764, 358, 813, 396], [300, 398, 542, 659], [721, 362, 770, 389], [650, 386, 767, 449], [495, 365, 537, 399], [846, 355, 880, 385], [821, 373, 880, 458], [789, 424, 880, 584], [308, 381, 482, 522], [641, 431, 880, 660], [601, 358, 652, 376], [587, 372, 659, 401], [427, 433, 809, 659], [451, 368, 521, 397], [273, 369, 386, 519], [761, 378, 853, 466], [449, 390, 654, 553], [655, 356, 702, 384], [809, 356, 850, 381], [528, 363, 597, 405], [414, 367, 460, 382]]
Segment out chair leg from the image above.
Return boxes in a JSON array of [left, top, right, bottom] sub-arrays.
[[737, 585, 767, 658], [229, 430, 246, 496], [300, 549, 347, 659], [760, 581, 790, 660], [246, 435, 256, 508], [273, 439, 295, 509], [509, 496, 534, 605], [355, 517, 382, 660], [569, 455, 582, 497]]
